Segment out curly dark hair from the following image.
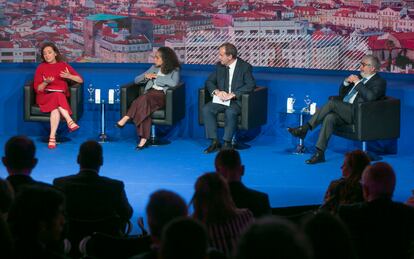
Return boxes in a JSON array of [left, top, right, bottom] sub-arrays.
[[39, 42, 65, 63], [157, 47, 180, 74]]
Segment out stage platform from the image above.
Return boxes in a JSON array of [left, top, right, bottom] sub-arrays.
[[0, 135, 412, 235]]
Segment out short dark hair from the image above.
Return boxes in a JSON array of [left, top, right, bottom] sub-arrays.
[[4, 136, 36, 170], [146, 190, 187, 238], [40, 42, 64, 63], [219, 42, 238, 59], [158, 46, 180, 74], [160, 217, 208, 259], [8, 186, 65, 238], [77, 141, 103, 169], [215, 149, 241, 170]]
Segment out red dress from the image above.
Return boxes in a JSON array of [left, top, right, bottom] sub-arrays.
[[33, 62, 81, 115]]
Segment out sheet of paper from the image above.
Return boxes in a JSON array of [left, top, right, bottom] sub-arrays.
[[46, 89, 64, 92], [213, 95, 230, 106]]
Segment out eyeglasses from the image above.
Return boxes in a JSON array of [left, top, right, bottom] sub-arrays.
[[360, 62, 372, 67]]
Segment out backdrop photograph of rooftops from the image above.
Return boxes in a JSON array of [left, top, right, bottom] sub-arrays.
[[1, 0, 414, 73]]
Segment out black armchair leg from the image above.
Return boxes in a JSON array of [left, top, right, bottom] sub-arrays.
[[362, 141, 382, 161], [231, 134, 251, 150], [148, 125, 171, 146]]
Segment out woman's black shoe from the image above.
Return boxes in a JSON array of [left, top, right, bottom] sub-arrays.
[[135, 141, 149, 150], [115, 122, 125, 129]]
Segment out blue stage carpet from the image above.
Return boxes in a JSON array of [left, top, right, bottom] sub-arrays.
[[0, 135, 413, 234]]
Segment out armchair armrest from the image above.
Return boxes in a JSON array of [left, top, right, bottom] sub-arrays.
[[198, 88, 208, 125], [121, 82, 142, 117], [240, 86, 268, 130], [164, 82, 185, 124], [354, 97, 400, 140], [24, 80, 34, 121], [69, 82, 83, 122]]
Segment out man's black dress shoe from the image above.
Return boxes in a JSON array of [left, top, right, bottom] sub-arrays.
[[135, 141, 149, 151], [221, 141, 233, 150], [203, 140, 221, 154], [305, 151, 325, 164], [115, 122, 125, 129], [287, 126, 308, 139]]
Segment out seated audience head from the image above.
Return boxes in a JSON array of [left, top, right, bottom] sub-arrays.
[[146, 189, 188, 242], [2, 136, 37, 175], [235, 216, 312, 259], [301, 211, 355, 259], [215, 149, 244, 181], [219, 42, 237, 66], [40, 42, 64, 63], [341, 150, 370, 181], [191, 172, 236, 223], [155, 46, 180, 74], [77, 140, 103, 171], [160, 217, 208, 259], [8, 186, 65, 243], [0, 178, 14, 219], [361, 162, 396, 202]]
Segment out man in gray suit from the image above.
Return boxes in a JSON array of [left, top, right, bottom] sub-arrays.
[[202, 42, 256, 153]]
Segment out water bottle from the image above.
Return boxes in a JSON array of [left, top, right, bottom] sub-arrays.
[[287, 94, 295, 113]]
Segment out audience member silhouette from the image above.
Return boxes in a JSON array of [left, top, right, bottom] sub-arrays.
[[2, 135, 49, 194], [159, 217, 208, 259], [53, 140, 133, 253], [130, 189, 188, 259], [191, 172, 254, 255], [338, 162, 414, 259], [321, 150, 370, 213], [235, 216, 312, 259], [0, 178, 13, 258], [8, 186, 68, 259], [215, 149, 271, 218], [301, 211, 356, 259]]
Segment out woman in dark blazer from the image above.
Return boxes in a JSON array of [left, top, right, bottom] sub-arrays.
[[116, 47, 180, 149]]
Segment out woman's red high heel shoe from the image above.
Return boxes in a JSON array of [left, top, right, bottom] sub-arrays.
[[48, 137, 56, 149], [67, 120, 80, 132]]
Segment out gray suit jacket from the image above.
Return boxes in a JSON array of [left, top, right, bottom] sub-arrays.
[[134, 65, 180, 94]]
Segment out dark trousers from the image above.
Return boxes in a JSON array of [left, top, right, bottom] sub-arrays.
[[126, 89, 165, 139], [202, 101, 241, 142], [307, 99, 353, 151]]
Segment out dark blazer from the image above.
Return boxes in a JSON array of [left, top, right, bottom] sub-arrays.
[[53, 170, 133, 221], [6, 174, 50, 194], [339, 73, 386, 104], [205, 58, 256, 105], [228, 181, 271, 218], [338, 198, 414, 259]]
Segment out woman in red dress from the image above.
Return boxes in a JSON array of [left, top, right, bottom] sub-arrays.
[[33, 42, 83, 149]]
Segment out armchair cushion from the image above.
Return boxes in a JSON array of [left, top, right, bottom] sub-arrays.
[[198, 86, 268, 131], [334, 96, 400, 141], [24, 79, 83, 122], [120, 82, 185, 126]]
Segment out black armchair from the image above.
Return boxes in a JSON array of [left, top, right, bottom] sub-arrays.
[[24, 79, 83, 122], [120, 82, 185, 145], [198, 86, 268, 149], [333, 96, 400, 160]]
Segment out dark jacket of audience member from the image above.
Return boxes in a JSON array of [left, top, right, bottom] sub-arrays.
[[159, 217, 208, 259], [215, 149, 271, 218], [302, 211, 356, 259], [191, 172, 254, 255], [53, 141, 133, 222], [338, 162, 414, 259], [8, 186, 68, 259], [321, 150, 370, 213], [2, 136, 49, 194], [235, 216, 312, 259]]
